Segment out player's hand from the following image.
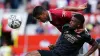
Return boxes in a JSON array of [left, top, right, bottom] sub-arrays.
[[48, 44, 55, 50], [78, 3, 87, 10]]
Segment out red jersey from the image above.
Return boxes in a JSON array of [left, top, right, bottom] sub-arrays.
[[48, 9, 72, 32]]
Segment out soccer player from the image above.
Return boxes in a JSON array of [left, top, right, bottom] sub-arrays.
[[32, 3, 87, 32], [26, 14, 98, 56]]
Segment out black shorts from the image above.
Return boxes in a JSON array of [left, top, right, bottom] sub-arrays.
[[38, 50, 58, 56]]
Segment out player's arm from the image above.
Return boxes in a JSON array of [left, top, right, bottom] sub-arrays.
[[56, 3, 87, 11], [84, 40, 98, 56], [82, 31, 98, 56]]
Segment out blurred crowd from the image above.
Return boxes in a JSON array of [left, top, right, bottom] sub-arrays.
[[0, 0, 100, 56]]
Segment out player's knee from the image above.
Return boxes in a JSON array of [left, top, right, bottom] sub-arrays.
[[25, 50, 41, 56]]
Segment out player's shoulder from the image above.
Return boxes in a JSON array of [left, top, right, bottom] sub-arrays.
[[49, 9, 62, 13], [49, 8, 62, 10], [49, 9, 60, 12], [81, 29, 91, 38], [62, 24, 70, 30], [49, 9, 64, 18], [63, 24, 69, 27]]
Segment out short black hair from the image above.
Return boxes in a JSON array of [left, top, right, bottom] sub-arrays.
[[32, 6, 46, 17], [73, 14, 85, 25]]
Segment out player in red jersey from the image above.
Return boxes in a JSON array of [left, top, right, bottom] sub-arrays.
[[32, 3, 87, 32]]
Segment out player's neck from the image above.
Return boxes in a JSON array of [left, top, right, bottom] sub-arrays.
[[74, 28, 84, 34], [74, 26, 84, 34]]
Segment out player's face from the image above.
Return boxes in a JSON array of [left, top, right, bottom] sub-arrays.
[[70, 17, 80, 29], [36, 11, 48, 23]]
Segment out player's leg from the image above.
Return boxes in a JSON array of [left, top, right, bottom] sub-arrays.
[[25, 50, 41, 56]]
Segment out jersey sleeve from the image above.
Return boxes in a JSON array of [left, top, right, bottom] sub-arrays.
[[82, 31, 95, 45]]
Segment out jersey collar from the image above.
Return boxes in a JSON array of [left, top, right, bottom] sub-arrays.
[[48, 11, 52, 21]]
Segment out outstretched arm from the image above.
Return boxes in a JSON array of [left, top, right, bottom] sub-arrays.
[[84, 41, 98, 56], [82, 30, 99, 56], [56, 3, 87, 11]]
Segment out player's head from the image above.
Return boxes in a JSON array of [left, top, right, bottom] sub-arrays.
[[70, 13, 85, 29], [32, 6, 49, 22]]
